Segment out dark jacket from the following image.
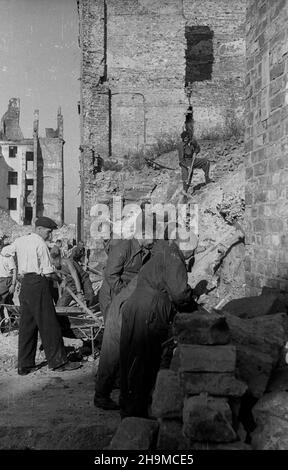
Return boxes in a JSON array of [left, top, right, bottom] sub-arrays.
[[119, 239, 196, 418], [178, 138, 200, 168], [99, 238, 143, 319], [136, 239, 194, 310]]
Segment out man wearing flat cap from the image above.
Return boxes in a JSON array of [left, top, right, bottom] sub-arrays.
[[1, 216, 81, 375]]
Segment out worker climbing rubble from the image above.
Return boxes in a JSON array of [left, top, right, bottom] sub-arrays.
[[178, 106, 213, 193]]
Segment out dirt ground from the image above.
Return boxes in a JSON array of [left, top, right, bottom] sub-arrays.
[[0, 333, 120, 450]]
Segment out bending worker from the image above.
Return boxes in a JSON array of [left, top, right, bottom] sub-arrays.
[[50, 246, 97, 309], [119, 234, 198, 419], [0, 237, 16, 331]]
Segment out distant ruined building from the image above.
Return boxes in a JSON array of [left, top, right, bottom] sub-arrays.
[[77, 0, 246, 244], [0, 98, 64, 226]]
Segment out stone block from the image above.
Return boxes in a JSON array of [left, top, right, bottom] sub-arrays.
[[182, 395, 237, 443], [261, 286, 288, 308], [151, 370, 183, 419], [224, 312, 288, 364], [235, 345, 273, 398], [156, 419, 183, 450], [252, 391, 288, 423], [267, 367, 288, 393], [177, 345, 236, 373], [109, 418, 159, 450], [173, 312, 230, 345], [180, 372, 247, 397], [221, 294, 286, 319], [251, 415, 288, 450]]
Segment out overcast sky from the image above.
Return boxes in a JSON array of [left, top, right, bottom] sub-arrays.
[[0, 0, 80, 224]]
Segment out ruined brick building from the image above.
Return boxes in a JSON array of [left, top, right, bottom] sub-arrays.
[[78, 0, 246, 246], [0, 98, 64, 226]]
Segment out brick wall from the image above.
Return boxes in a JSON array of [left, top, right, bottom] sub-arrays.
[[78, 0, 246, 246], [183, 0, 246, 134], [245, 0, 288, 294]]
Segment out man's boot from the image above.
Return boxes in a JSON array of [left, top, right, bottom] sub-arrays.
[[94, 394, 120, 410]]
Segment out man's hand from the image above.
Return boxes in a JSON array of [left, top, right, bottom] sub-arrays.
[[179, 162, 189, 170], [8, 284, 15, 295], [77, 291, 86, 304]]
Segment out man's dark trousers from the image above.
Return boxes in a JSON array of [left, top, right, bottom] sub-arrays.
[[94, 313, 120, 398], [18, 274, 67, 370], [94, 277, 138, 399]]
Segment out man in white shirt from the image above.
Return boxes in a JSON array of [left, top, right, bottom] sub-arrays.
[[1, 217, 81, 375], [0, 238, 17, 331]]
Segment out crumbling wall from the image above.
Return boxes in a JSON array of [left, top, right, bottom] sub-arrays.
[[0, 98, 24, 141], [37, 137, 64, 226], [183, 0, 246, 134], [0, 100, 64, 227], [78, 0, 110, 242], [245, 0, 288, 294], [78, 0, 246, 247], [107, 0, 186, 154]]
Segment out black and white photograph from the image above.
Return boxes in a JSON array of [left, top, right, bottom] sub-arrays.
[[0, 0, 287, 459]]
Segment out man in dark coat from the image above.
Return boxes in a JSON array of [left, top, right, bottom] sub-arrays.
[[119, 238, 197, 418], [98, 237, 148, 320], [94, 276, 138, 410], [94, 232, 152, 410]]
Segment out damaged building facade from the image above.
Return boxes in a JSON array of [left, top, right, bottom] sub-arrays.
[[78, 0, 288, 295], [245, 0, 288, 294], [78, 0, 246, 247], [0, 98, 64, 226]]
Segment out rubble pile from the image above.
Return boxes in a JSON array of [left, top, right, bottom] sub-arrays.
[[216, 192, 245, 225], [153, 309, 248, 450], [0, 209, 30, 242], [220, 294, 288, 449], [251, 391, 288, 450], [52, 224, 76, 243], [0, 208, 75, 244], [91, 138, 246, 307], [109, 292, 288, 450]]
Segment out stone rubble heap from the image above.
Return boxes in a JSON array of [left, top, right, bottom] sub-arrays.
[[152, 310, 248, 450], [109, 291, 288, 450]]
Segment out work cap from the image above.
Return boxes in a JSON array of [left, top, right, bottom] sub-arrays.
[[35, 217, 58, 230], [181, 130, 189, 140]]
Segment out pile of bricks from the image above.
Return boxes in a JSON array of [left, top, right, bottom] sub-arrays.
[[109, 293, 288, 450], [151, 310, 249, 450]]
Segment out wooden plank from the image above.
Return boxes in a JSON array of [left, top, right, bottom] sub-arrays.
[[1, 304, 103, 328], [56, 307, 84, 315]]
